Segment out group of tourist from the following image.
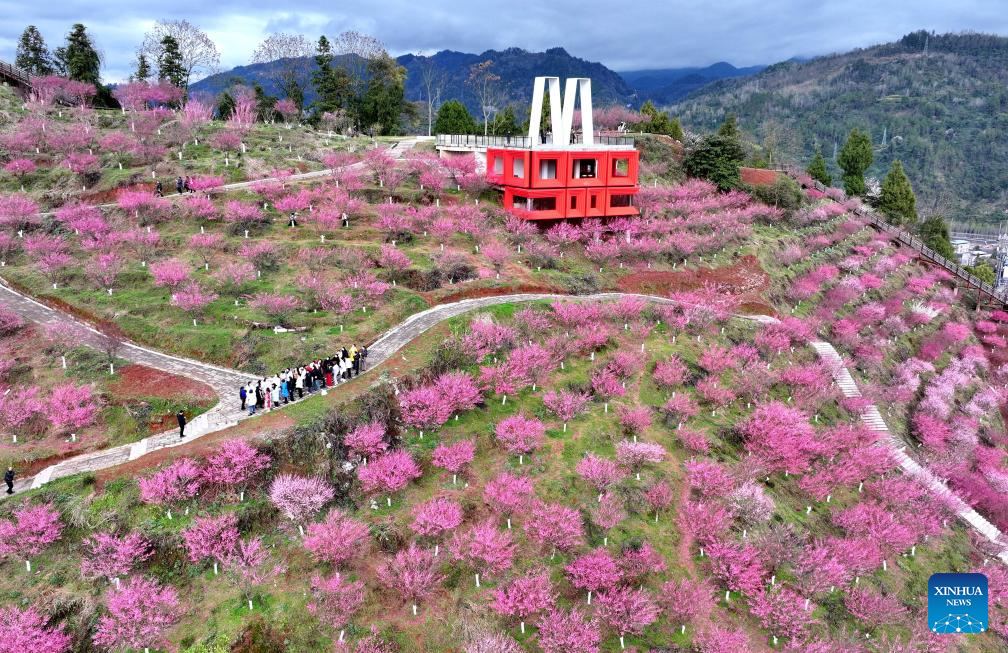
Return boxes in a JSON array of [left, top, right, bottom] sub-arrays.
[[239, 344, 369, 414]]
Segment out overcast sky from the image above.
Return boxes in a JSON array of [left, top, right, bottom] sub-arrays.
[[2, 1, 1006, 83]]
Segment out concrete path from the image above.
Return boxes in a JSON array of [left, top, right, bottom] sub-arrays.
[[2, 285, 1006, 564]]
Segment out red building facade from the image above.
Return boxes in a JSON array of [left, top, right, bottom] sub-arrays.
[[487, 145, 640, 220]]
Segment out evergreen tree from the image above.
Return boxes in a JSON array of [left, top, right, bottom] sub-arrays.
[[311, 36, 353, 118], [358, 54, 407, 135], [684, 132, 746, 191], [669, 117, 684, 142], [158, 35, 185, 88], [215, 91, 235, 120], [134, 52, 150, 82], [434, 100, 477, 134], [254, 83, 278, 122], [918, 215, 956, 260], [878, 159, 917, 226], [54, 23, 101, 85], [806, 148, 832, 186], [639, 101, 671, 135], [837, 128, 873, 196], [15, 25, 53, 76], [717, 113, 740, 138], [494, 106, 519, 136]]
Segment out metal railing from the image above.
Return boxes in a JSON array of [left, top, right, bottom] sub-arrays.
[[0, 60, 30, 88], [436, 132, 634, 149], [867, 213, 1008, 305]]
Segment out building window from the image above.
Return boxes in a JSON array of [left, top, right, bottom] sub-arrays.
[[539, 158, 557, 180], [532, 197, 557, 211], [610, 193, 633, 208], [589, 195, 598, 209], [493, 156, 504, 175], [570, 196, 577, 210], [572, 158, 597, 179], [513, 158, 524, 178], [611, 157, 629, 177], [512, 195, 530, 210]]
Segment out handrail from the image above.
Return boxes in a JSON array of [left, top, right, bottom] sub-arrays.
[[868, 213, 1007, 302], [0, 59, 30, 87], [436, 132, 634, 150]]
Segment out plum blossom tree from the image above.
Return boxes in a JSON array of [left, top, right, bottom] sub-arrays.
[[619, 541, 667, 585], [543, 389, 590, 432], [344, 421, 388, 462], [411, 497, 464, 548], [491, 569, 555, 634], [182, 513, 239, 575], [269, 474, 334, 531], [644, 480, 674, 522], [171, 283, 218, 321], [149, 258, 190, 289], [0, 503, 62, 571], [565, 548, 622, 604], [308, 573, 364, 642], [248, 293, 303, 326], [303, 509, 370, 566], [138, 458, 202, 519], [595, 586, 660, 648], [695, 626, 752, 653], [525, 501, 584, 556], [750, 586, 815, 642], [202, 439, 270, 500], [0, 605, 70, 653], [449, 520, 517, 586], [615, 440, 666, 480], [494, 413, 545, 464], [224, 537, 284, 611], [357, 450, 422, 507], [483, 471, 535, 529], [92, 576, 180, 653], [660, 577, 714, 633], [81, 531, 152, 584], [537, 607, 601, 653], [431, 439, 476, 484], [741, 402, 821, 475], [212, 262, 256, 295], [576, 453, 622, 498], [377, 542, 443, 616]]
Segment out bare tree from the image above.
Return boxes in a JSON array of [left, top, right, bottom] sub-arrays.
[[140, 19, 220, 92], [467, 60, 500, 136], [418, 54, 445, 137], [250, 33, 314, 105], [332, 30, 386, 92]]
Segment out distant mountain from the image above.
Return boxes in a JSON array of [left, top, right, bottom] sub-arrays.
[[619, 62, 766, 104], [672, 31, 1008, 227], [189, 47, 764, 117], [190, 47, 635, 116]]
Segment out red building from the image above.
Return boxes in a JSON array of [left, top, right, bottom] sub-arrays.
[[487, 143, 640, 220]]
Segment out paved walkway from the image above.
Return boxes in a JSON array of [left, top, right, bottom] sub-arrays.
[[2, 285, 1006, 563]]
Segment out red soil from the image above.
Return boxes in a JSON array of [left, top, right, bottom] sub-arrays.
[[106, 364, 216, 403], [616, 254, 775, 316]]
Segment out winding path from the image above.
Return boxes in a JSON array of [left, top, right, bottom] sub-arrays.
[[2, 284, 1006, 563]]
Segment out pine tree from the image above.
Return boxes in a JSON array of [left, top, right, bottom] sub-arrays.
[[717, 113, 740, 139], [918, 215, 955, 260], [158, 35, 185, 88], [837, 128, 873, 196], [669, 117, 684, 142], [54, 23, 101, 85], [134, 52, 150, 82], [494, 106, 519, 136], [15, 26, 53, 76], [434, 100, 477, 135], [358, 54, 406, 136], [806, 148, 831, 186], [311, 35, 353, 118], [878, 160, 917, 226]]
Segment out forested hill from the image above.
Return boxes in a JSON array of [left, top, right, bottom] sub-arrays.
[[190, 47, 635, 115], [672, 31, 1008, 227]]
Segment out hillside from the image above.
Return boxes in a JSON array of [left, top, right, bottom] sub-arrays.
[[190, 47, 764, 116], [619, 62, 766, 105], [672, 31, 1008, 227], [190, 47, 635, 116]]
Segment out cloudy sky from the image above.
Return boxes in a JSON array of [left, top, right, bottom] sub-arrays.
[[2, 1, 1006, 82]]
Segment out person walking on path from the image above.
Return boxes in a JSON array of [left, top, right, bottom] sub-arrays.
[[175, 176, 184, 194], [155, 181, 163, 197], [177, 410, 186, 439], [239, 385, 247, 411], [248, 384, 257, 415], [4, 467, 13, 495]]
